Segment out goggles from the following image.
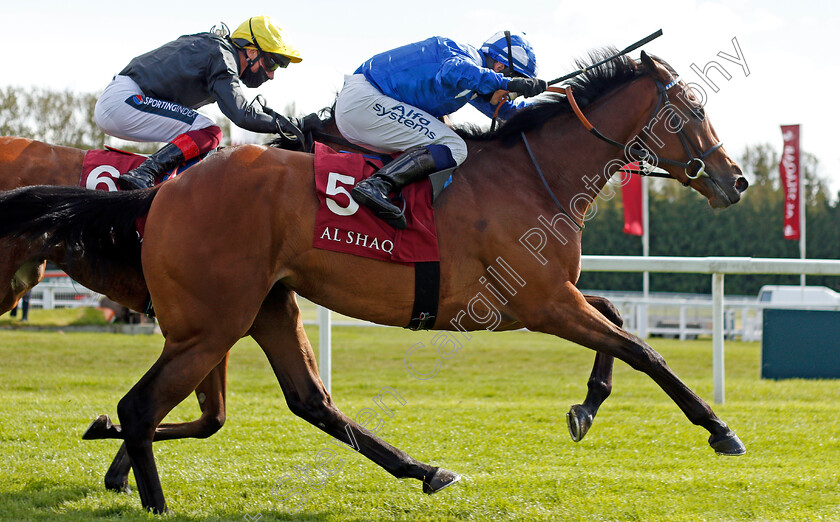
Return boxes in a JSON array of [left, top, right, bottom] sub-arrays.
[[262, 52, 291, 71]]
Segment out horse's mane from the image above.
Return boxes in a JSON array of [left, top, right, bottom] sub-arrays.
[[270, 46, 657, 150], [456, 47, 642, 145]]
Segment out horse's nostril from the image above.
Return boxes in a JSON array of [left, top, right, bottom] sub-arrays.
[[735, 176, 749, 193]]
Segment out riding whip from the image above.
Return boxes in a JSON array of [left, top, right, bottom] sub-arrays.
[[547, 29, 663, 86]]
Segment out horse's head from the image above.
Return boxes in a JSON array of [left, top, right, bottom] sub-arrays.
[[637, 51, 749, 208]]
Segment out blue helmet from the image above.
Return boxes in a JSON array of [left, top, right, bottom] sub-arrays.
[[480, 31, 538, 78]]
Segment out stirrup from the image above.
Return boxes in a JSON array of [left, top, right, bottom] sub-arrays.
[[351, 182, 407, 229], [118, 143, 185, 191], [376, 206, 406, 229]]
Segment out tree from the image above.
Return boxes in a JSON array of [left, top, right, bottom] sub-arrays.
[[0, 86, 105, 149], [578, 143, 840, 294], [0, 86, 235, 153]]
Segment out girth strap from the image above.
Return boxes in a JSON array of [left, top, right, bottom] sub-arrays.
[[407, 261, 440, 330], [143, 295, 156, 318]]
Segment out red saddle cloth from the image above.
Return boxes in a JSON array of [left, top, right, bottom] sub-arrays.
[[80, 148, 146, 191], [80, 148, 188, 238], [313, 142, 439, 263], [80, 148, 187, 192]]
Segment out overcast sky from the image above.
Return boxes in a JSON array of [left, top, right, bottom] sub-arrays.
[[3, 0, 838, 193]]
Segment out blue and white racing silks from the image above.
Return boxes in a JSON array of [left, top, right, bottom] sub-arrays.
[[355, 36, 529, 120]]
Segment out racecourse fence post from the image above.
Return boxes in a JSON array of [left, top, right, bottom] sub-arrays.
[[43, 287, 54, 310], [318, 305, 332, 394], [712, 273, 725, 404]]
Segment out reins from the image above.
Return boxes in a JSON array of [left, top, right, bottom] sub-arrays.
[[490, 28, 716, 220], [520, 128, 583, 231], [562, 83, 671, 180], [519, 85, 583, 230]]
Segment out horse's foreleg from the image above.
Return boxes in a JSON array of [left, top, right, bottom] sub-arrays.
[[566, 295, 620, 442], [249, 286, 460, 495], [567, 352, 613, 442], [532, 284, 745, 455], [86, 355, 230, 493]]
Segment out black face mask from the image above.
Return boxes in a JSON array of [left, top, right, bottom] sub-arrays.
[[240, 60, 269, 88]]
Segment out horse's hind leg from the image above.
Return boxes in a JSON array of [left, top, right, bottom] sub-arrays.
[[0, 258, 46, 313], [86, 355, 230, 493], [566, 295, 619, 442], [530, 284, 745, 455], [249, 286, 460, 495], [117, 333, 237, 513], [86, 355, 229, 440]]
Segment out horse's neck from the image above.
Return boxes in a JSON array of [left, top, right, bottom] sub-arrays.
[[459, 78, 659, 221], [552, 78, 659, 199]]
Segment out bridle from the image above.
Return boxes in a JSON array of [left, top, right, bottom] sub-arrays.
[[520, 69, 724, 231], [562, 75, 724, 185]]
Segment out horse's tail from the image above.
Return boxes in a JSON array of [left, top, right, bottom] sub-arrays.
[[0, 185, 158, 267]]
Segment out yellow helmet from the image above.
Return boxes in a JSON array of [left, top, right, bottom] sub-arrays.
[[231, 15, 301, 63]]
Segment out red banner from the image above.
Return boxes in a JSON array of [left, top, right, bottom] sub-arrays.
[[621, 162, 643, 236], [779, 125, 800, 240]]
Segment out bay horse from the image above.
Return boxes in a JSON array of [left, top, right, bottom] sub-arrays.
[[0, 135, 624, 489], [0, 136, 232, 492], [0, 126, 619, 491], [0, 106, 623, 490], [0, 50, 749, 513], [0, 136, 621, 491]]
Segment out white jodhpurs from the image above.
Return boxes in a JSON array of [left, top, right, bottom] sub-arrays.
[[335, 74, 468, 165], [94, 75, 217, 143]]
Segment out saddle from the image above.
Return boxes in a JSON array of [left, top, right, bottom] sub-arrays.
[[281, 112, 455, 200]]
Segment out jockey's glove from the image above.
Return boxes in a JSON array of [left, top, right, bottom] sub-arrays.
[[273, 115, 301, 136], [298, 113, 323, 133], [507, 78, 548, 97]]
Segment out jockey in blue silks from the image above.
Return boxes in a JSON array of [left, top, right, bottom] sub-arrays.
[[335, 31, 546, 229]]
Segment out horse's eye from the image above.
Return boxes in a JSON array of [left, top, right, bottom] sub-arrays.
[[693, 106, 706, 120]]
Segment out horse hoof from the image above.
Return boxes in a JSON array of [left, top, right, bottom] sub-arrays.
[[709, 431, 746, 456], [104, 443, 132, 494], [104, 477, 131, 494], [82, 414, 115, 440], [422, 467, 461, 494], [566, 404, 593, 442]]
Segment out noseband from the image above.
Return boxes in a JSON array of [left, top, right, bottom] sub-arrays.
[[563, 76, 723, 185]]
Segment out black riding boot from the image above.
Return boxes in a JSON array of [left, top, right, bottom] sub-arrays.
[[351, 146, 437, 229], [118, 143, 185, 191]]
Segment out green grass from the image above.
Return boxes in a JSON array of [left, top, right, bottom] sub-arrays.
[[1, 328, 839, 521], [0, 307, 110, 327]]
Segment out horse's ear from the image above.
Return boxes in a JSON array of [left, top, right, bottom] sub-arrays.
[[640, 51, 657, 73], [640, 50, 667, 82]]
